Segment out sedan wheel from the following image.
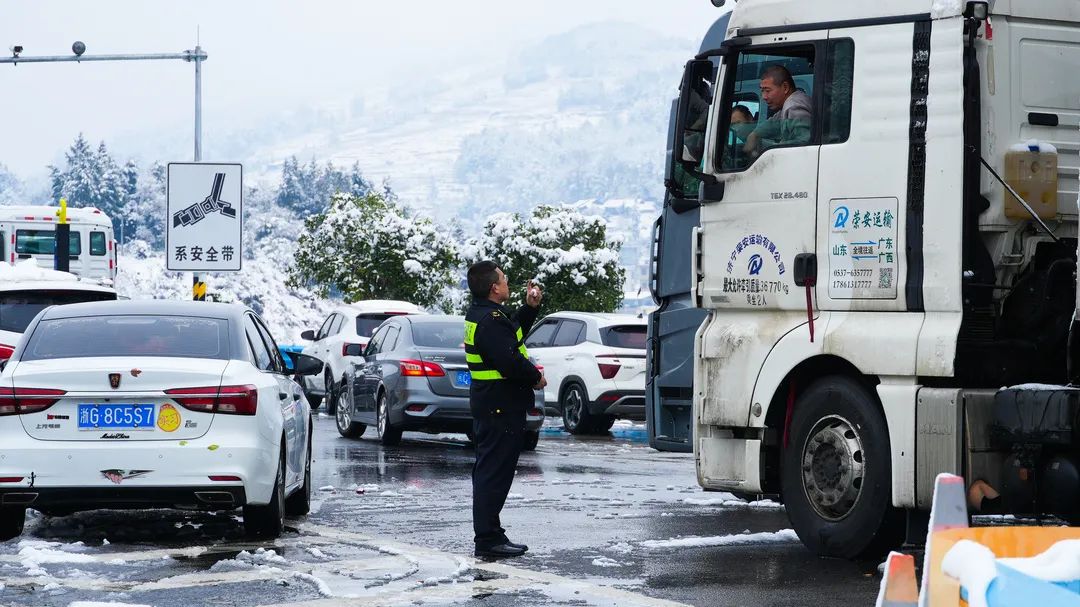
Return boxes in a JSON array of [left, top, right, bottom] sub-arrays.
[[336, 384, 366, 439], [284, 434, 312, 516], [244, 448, 285, 538], [376, 392, 403, 446]]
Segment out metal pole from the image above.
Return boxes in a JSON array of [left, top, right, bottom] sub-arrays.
[[194, 46, 202, 163], [193, 46, 203, 299]]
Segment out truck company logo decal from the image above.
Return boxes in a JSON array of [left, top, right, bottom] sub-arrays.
[[833, 206, 850, 229], [725, 233, 786, 275], [109, 373, 121, 389], [748, 254, 764, 276], [102, 469, 152, 485]]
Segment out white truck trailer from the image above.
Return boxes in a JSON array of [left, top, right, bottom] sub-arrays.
[[662, 0, 1080, 557]]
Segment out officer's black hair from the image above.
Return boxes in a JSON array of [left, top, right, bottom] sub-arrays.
[[468, 261, 502, 299]]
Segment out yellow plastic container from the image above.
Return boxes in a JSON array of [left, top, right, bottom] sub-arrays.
[[1004, 144, 1058, 220]]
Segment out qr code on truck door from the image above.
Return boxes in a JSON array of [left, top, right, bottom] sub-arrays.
[[878, 268, 894, 290]]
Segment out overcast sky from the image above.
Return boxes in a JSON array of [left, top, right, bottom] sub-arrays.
[[1, 1, 722, 178]]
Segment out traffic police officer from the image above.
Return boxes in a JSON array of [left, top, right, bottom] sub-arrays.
[[464, 260, 546, 558]]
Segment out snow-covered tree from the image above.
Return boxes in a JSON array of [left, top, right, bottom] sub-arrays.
[[49, 135, 133, 235], [462, 205, 625, 313], [0, 164, 23, 205], [276, 157, 373, 218], [289, 191, 460, 311]]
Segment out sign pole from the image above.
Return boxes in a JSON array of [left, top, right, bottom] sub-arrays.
[[192, 45, 204, 301]]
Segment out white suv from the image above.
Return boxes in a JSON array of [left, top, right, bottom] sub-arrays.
[[300, 300, 424, 413], [524, 312, 647, 435], [0, 262, 118, 362]]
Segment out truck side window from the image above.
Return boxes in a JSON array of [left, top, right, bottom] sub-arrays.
[[823, 39, 855, 144], [90, 231, 107, 256], [717, 45, 816, 172]]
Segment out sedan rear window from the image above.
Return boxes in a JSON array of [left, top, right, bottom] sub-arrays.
[[0, 290, 117, 334], [356, 314, 397, 337], [22, 315, 230, 361], [600, 325, 647, 350], [412, 322, 465, 349]]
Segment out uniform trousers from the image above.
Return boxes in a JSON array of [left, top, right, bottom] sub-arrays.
[[472, 409, 526, 548]]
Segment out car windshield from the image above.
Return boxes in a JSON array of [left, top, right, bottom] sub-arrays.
[[601, 325, 647, 350], [21, 315, 231, 361], [0, 290, 117, 334], [412, 322, 465, 349], [356, 314, 398, 337]]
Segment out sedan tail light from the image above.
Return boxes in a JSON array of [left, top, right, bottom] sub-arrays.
[[165, 385, 258, 415], [0, 387, 67, 416], [596, 356, 622, 380], [0, 344, 14, 360], [400, 359, 446, 377]]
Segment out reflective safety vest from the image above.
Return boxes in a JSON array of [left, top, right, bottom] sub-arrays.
[[463, 319, 529, 381]]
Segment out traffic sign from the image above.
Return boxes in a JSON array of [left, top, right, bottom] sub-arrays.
[[166, 162, 243, 272]]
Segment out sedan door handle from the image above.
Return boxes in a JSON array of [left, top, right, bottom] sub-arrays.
[[564, 356, 574, 361]]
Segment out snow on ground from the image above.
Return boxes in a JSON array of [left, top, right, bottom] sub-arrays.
[[639, 529, 800, 549], [68, 602, 153, 607]]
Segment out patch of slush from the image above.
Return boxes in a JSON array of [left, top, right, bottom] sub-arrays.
[[640, 529, 799, 549], [591, 556, 623, 568]]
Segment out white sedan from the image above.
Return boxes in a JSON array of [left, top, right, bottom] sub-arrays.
[[0, 300, 323, 540]]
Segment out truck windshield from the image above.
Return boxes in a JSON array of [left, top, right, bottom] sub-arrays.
[[21, 315, 230, 361], [0, 289, 117, 334], [16, 229, 82, 256]]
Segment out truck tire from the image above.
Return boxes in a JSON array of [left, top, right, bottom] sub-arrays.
[[780, 376, 904, 559]]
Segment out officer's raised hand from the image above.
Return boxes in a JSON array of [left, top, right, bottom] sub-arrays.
[[526, 280, 543, 308]]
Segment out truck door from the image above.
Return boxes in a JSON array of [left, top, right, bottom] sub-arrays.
[[817, 24, 923, 314], [698, 34, 830, 314]]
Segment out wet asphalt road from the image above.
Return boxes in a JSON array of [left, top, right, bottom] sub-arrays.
[[0, 415, 884, 606]]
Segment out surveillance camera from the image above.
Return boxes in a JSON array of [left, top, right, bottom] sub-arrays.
[[72, 41, 86, 56], [710, 0, 727, 7], [11, 45, 23, 57]]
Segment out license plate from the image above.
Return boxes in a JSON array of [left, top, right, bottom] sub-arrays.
[[455, 371, 472, 388], [78, 404, 156, 430]]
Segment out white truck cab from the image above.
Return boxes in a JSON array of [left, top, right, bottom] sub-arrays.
[[663, 0, 1080, 557], [0, 205, 117, 283]]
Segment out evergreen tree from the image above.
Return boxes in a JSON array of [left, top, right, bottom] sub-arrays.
[[276, 156, 373, 218], [289, 191, 459, 311], [463, 205, 625, 313], [49, 135, 133, 235]]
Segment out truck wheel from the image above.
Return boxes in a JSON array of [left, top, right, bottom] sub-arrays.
[[780, 376, 904, 559], [561, 382, 598, 435]]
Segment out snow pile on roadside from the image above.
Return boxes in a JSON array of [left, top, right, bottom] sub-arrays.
[[209, 547, 288, 572], [68, 596, 154, 600], [17, 540, 99, 576], [640, 529, 799, 549], [682, 496, 784, 510]]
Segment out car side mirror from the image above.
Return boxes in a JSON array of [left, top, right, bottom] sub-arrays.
[[291, 353, 324, 376], [301, 329, 316, 341]]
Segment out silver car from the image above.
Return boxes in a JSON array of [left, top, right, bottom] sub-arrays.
[[334, 315, 544, 449]]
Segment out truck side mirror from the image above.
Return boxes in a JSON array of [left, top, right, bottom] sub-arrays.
[[665, 59, 719, 199]]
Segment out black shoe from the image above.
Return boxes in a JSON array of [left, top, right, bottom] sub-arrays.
[[475, 543, 526, 558], [501, 539, 529, 552]]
